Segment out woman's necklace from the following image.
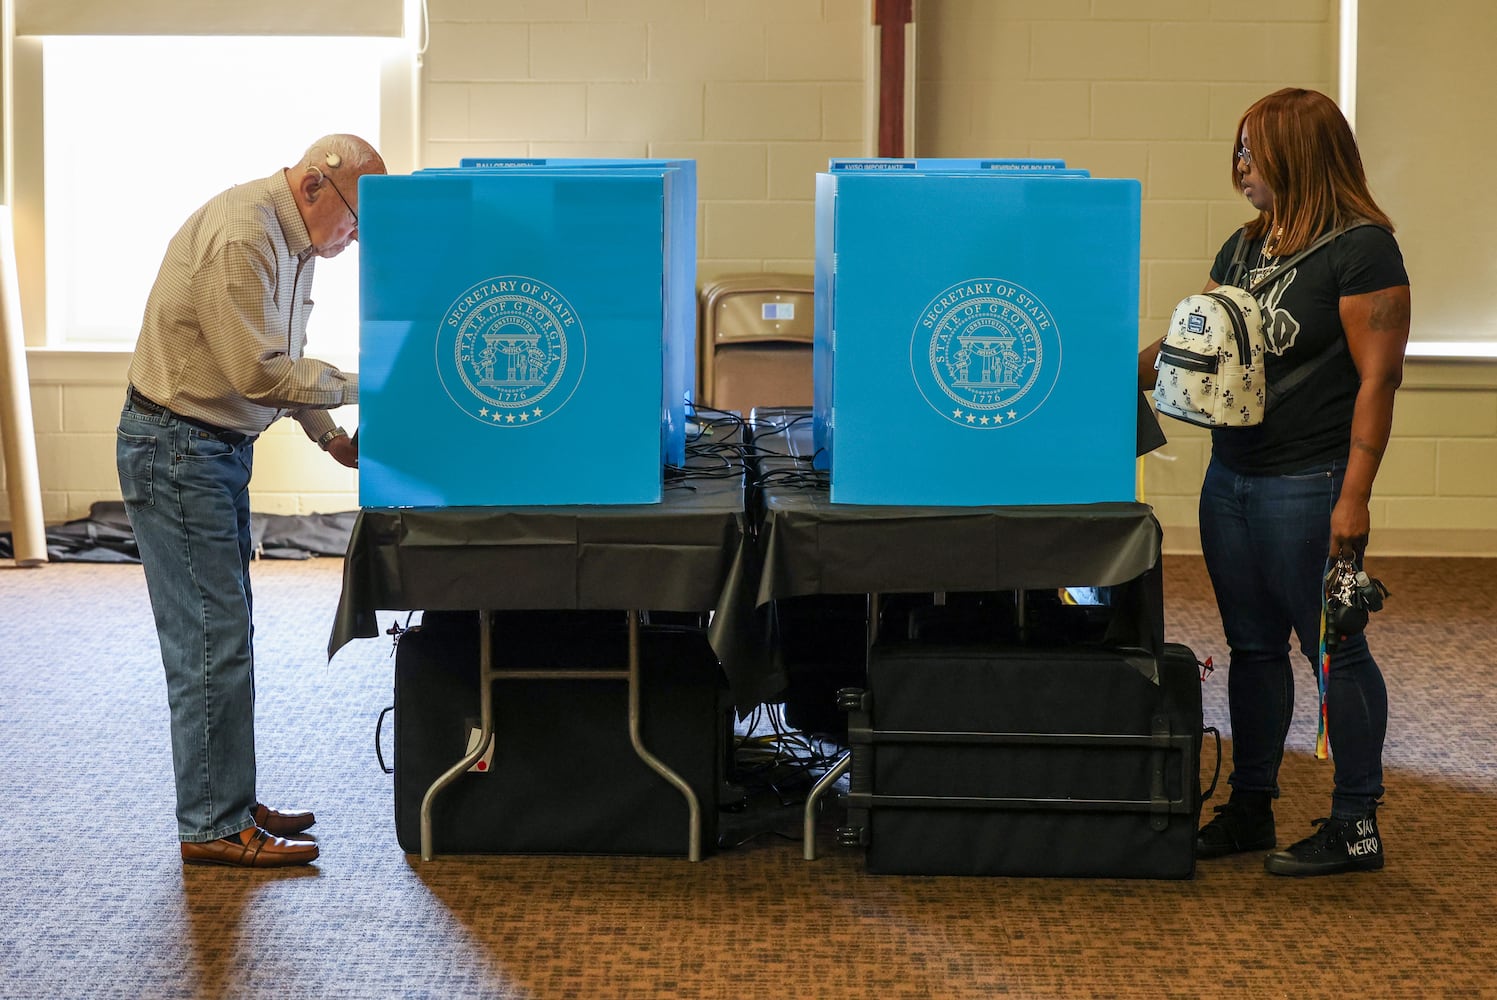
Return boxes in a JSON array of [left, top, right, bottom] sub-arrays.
[[1258, 226, 1285, 275]]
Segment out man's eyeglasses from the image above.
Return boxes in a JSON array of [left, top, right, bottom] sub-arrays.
[[323, 172, 358, 229]]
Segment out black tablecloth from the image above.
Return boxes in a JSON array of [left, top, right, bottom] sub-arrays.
[[329, 410, 1166, 711], [755, 491, 1162, 600], [327, 473, 756, 691], [722, 408, 1166, 697]]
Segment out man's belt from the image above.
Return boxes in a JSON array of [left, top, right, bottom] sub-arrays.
[[128, 387, 250, 445]]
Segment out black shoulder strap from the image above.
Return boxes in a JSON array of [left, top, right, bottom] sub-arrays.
[[1262, 221, 1381, 407], [1248, 220, 1378, 295], [1223, 230, 1251, 288], [1268, 338, 1346, 409]]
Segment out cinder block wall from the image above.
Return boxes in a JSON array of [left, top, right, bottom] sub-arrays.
[[915, 0, 1497, 556], [421, 0, 869, 283], [13, 352, 363, 521], [3, 0, 870, 523], [6, 0, 1496, 553]]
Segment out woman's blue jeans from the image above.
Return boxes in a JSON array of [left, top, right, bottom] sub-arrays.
[[1198, 454, 1387, 819], [117, 397, 259, 843]]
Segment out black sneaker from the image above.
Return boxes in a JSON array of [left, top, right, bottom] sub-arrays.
[[1196, 796, 1276, 858], [1264, 814, 1384, 876]]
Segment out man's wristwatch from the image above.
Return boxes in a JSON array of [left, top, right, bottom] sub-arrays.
[[318, 426, 348, 451]]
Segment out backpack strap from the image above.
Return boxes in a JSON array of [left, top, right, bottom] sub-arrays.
[[1248, 220, 1378, 295], [1267, 339, 1346, 408], [1259, 221, 1381, 407], [1223, 230, 1251, 289]]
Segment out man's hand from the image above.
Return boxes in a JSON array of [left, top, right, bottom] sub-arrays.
[[327, 433, 358, 469]]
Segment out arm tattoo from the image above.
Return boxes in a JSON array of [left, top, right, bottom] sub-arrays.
[[1368, 289, 1411, 332], [1352, 438, 1384, 461]]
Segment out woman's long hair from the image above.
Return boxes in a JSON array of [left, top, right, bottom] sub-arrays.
[[1233, 88, 1393, 255]]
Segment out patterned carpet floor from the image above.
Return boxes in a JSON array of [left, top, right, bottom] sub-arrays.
[[1, 554, 1494, 999]]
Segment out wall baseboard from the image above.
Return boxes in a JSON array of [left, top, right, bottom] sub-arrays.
[[1161, 528, 1497, 559]]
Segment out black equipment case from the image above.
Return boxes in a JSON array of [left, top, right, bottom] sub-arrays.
[[392, 611, 729, 856], [838, 641, 1202, 878]]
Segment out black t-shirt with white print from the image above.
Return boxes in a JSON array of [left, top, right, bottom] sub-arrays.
[[1206, 224, 1408, 476]]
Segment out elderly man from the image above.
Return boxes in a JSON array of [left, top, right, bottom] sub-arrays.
[[117, 134, 384, 867]]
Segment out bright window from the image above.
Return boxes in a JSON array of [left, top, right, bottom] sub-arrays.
[[42, 35, 396, 360]]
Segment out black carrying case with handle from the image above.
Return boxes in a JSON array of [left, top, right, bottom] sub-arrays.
[[838, 641, 1203, 878]]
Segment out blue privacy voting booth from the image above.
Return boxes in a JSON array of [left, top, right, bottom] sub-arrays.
[[358, 168, 675, 507], [813, 168, 1141, 506], [457, 158, 697, 467]]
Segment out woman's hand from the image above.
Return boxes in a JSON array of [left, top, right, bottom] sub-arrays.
[[1329, 494, 1370, 559]]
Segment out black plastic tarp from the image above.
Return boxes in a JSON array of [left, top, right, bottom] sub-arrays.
[[0, 501, 356, 563]]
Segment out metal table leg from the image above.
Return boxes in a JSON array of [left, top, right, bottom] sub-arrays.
[[802, 590, 879, 861], [625, 610, 703, 861], [419, 609, 496, 862], [418, 609, 703, 862], [802, 751, 852, 860]]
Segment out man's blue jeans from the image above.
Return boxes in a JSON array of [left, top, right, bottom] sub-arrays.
[[117, 397, 259, 843], [1198, 454, 1387, 819]]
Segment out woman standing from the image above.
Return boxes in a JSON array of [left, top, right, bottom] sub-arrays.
[[1140, 88, 1411, 876]]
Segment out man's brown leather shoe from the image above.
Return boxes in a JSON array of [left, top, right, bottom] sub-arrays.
[[180, 826, 319, 868], [253, 802, 316, 837]]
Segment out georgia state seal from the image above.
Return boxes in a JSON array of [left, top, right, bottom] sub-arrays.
[[435, 275, 586, 427], [909, 278, 1061, 428]]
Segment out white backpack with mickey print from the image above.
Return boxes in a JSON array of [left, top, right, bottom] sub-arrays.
[[1152, 222, 1371, 429], [1153, 284, 1267, 427]]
